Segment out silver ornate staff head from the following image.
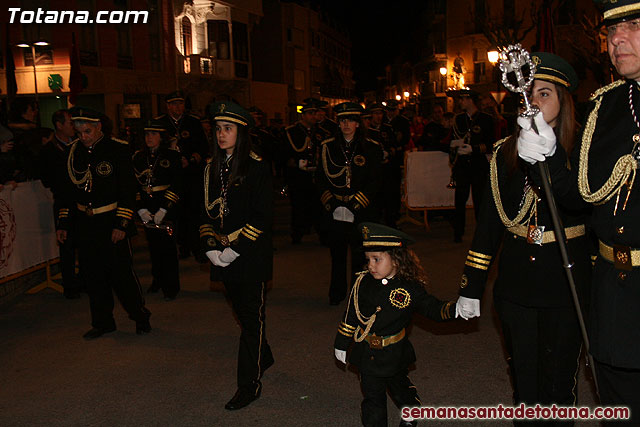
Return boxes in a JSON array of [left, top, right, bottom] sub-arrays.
[[498, 44, 539, 118]]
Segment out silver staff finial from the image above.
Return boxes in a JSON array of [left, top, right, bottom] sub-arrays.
[[498, 44, 539, 118]]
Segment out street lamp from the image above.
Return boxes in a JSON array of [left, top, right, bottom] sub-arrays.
[[17, 40, 50, 105], [403, 91, 410, 98], [439, 66, 447, 92], [487, 50, 499, 64], [395, 94, 401, 101]]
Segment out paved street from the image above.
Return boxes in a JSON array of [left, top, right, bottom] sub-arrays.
[[0, 198, 599, 426]]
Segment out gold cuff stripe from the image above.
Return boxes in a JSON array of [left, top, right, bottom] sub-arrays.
[[440, 301, 452, 320], [338, 329, 353, 337], [356, 192, 369, 205], [117, 208, 134, 214], [200, 224, 214, 230], [468, 251, 492, 260], [241, 230, 258, 241], [340, 322, 356, 331], [242, 228, 260, 239], [354, 193, 369, 207], [245, 224, 263, 234], [465, 260, 489, 270], [200, 231, 215, 237], [467, 256, 491, 266]]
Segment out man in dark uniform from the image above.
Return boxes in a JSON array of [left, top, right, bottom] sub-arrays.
[[40, 109, 83, 299], [155, 91, 209, 259], [283, 99, 326, 243], [448, 89, 495, 242], [316, 102, 383, 305], [369, 102, 401, 226], [315, 99, 338, 135], [132, 119, 182, 299], [56, 107, 151, 339], [249, 106, 276, 165], [518, 2, 640, 422]]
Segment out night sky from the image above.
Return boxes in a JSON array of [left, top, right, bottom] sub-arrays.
[[305, 0, 428, 96]]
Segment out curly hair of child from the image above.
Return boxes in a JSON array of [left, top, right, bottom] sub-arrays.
[[388, 248, 428, 286]]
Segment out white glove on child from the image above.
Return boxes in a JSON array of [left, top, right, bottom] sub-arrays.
[[457, 143, 472, 155], [219, 247, 240, 264], [335, 348, 347, 364], [138, 209, 152, 223], [517, 112, 557, 164], [154, 208, 167, 224], [455, 296, 481, 320], [206, 250, 230, 267]]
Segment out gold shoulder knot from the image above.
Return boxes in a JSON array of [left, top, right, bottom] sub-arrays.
[[366, 137, 380, 146], [321, 137, 335, 145], [113, 137, 129, 145], [589, 79, 626, 101], [493, 136, 510, 150], [249, 151, 263, 161]]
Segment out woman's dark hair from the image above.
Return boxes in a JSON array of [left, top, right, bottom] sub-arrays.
[[388, 248, 429, 286], [210, 120, 252, 189], [502, 82, 577, 174]]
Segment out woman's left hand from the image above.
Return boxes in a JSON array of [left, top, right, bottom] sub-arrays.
[[219, 247, 240, 265]]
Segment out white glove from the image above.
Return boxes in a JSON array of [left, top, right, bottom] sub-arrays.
[[298, 159, 308, 170], [457, 144, 472, 155], [335, 348, 346, 364], [455, 296, 481, 320], [138, 208, 152, 223], [154, 208, 167, 224], [206, 250, 230, 267], [517, 113, 557, 164], [219, 247, 240, 264], [333, 206, 355, 223]]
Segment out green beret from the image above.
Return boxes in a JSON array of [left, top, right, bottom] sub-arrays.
[[69, 106, 101, 122], [208, 101, 254, 127], [532, 52, 579, 93], [334, 102, 363, 118], [359, 222, 415, 252], [596, 0, 640, 24], [367, 102, 384, 112], [143, 119, 166, 132], [165, 91, 185, 103]]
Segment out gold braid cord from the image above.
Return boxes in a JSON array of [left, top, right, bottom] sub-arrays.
[[203, 162, 223, 220], [490, 140, 536, 227], [321, 143, 349, 188], [578, 95, 637, 205], [347, 271, 382, 343], [67, 142, 91, 187]]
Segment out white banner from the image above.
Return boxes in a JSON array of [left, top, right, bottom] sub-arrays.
[[405, 151, 457, 208], [0, 181, 58, 279]]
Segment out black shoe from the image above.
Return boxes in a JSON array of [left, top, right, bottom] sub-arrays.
[[224, 381, 262, 410], [163, 294, 177, 301], [399, 421, 417, 427], [136, 320, 152, 335], [63, 289, 82, 299], [83, 326, 116, 340]]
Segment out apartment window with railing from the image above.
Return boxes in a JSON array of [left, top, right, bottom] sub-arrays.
[[208, 20, 229, 59]]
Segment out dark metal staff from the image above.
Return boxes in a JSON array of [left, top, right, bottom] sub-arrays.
[[498, 44, 599, 397]]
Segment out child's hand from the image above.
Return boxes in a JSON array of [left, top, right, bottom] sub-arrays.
[[456, 296, 480, 320], [334, 348, 346, 364]]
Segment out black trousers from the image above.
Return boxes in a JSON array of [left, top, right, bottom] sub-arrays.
[[495, 297, 582, 426], [176, 168, 203, 255], [53, 202, 82, 292], [144, 227, 180, 298], [595, 360, 640, 425], [77, 220, 150, 330], [287, 169, 319, 241], [453, 156, 488, 239], [328, 219, 364, 304], [360, 369, 421, 427], [224, 280, 274, 390]]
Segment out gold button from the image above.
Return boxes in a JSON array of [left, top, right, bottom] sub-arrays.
[[618, 226, 625, 234], [529, 256, 535, 262], [618, 272, 627, 281]]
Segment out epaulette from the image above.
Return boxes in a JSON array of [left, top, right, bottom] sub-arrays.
[[321, 137, 335, 145], [112, 137, 129, 145], [493, 136, 510, 150], [590, 79, 626, 101], [154, 114, 166, 120], [365, 137, 380, 146], [355, 270, 368, 277], [249, 151, 262, 161]]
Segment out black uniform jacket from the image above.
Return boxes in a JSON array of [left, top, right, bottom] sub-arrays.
[[155, 113, 209, 165], [316, 134, 383, 222], [283, 121, 326, 166], [200, 152, 273, 283], [539, 79, 640, 368], [318, 118, 338, 136], [57, 136, 137, 235], [368, 123, 397, 165], [453, 110, 495, 157], [459, 138, 591, 308], [132, 146, 182, 215], [40, 136, 71, 200], [334, 272, 456, 377]]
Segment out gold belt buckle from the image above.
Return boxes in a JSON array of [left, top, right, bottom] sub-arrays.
[[368, 335, 383, 350], [613, 244, 633, 271], [85, 205, 94, 217]]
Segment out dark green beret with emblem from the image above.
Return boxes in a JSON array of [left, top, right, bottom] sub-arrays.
[[358, 222, 416, 252], [165, 91, 185, 103], [208, 101, 254, 127], [69, 106, 101, 122], [595, 0, 640, 24], [334, 102, 363, 118], [143, 119, 166, 132], [532, 52, 579, 93]]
